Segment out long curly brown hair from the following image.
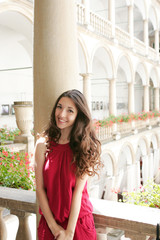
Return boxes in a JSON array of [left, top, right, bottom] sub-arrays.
[[44, 89, 102, 177]]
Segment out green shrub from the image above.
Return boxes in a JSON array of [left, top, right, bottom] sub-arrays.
[[122, 180, 160, 209], [0, 147, 35, 191]]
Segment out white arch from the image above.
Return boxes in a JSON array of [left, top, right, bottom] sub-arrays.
[[90, 44, 115, 78], [134, 0, 147, 19], [148, 5, 158, 30], [149, 67, 159, 88], [116, 53, 134, 83], [135, 62, 148, 85], [0, 1, 33, 22], [137, 136, 150, 156], [78, 35, 89, 73]]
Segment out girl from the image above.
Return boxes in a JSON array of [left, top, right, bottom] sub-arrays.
[[34, 89, 101, 240]]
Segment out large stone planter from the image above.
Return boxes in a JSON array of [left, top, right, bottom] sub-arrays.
[[13, 101, 33, 136]]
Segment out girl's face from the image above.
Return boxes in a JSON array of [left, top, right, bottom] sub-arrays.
[[55, 97, 78, 132]]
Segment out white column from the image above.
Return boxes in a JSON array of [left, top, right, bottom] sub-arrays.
[[128, 82, 134, 114], [136, 161, 141, 189], [148, 153, 154, 180], [143, 19, 149, 56], [127, 165, 135, 191], [155, 29, 159, 60], [81, 73, 92, 110], [153, 149, 159, 176], [109, 78, 117, 116], [143, 85, 149, 112], [34, 0, 79, 134], [142, 155, 149, 184], [82, 0, 90, 25], [128, 4, 134, 48], [104, 176, 116, 201], [154, 87, 159, 111], [108, 0, 115, 38]]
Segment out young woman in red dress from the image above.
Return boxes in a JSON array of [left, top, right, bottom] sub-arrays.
[[34, 89, 101, 240]]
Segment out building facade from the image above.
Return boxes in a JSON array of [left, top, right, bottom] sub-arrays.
[[0, 0, 160, 201]]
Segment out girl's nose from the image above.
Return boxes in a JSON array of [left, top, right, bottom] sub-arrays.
[[59, 109, 66, 117]]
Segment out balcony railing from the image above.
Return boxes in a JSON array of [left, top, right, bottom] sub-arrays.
[[0, 187, 160, 240], [76, 4, 157, 61], [115, 26, 131, 48], [148, 46, 157, 60], [96, 117, 159, 142]]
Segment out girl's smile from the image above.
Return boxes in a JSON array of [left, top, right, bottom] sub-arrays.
[[55, 97, 78, 133]]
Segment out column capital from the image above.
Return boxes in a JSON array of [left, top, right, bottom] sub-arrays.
[[80, 73, 92, 78], [109, 77, 117, 82]]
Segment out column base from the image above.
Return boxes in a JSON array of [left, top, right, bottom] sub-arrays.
[[112, 132, 121, 140], [14, 135, 34, 156]]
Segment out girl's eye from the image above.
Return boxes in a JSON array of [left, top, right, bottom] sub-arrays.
[[69, 109, 74, 113], [56, 105, 62, 109]]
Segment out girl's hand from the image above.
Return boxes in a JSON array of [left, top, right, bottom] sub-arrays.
[[50, 224, 64, 239], [56, 229, 74, 240]]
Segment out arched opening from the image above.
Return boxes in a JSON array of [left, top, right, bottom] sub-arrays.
[[0, 10, 33, 128], [91, 47, 113, 120], [116, 55, 132, 115]]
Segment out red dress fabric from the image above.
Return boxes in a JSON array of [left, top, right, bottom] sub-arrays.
[[38, 141, 97, 240]]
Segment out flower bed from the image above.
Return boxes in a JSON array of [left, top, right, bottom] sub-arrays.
[[93, 110, 160, 129], [0, 147, 35, 190], [0, 128, 21, 142], [121, 181, 160, 209]]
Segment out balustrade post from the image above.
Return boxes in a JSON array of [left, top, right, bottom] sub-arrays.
[[11, 210, 32, 240], [0, 207, 7, 240], [82, 0, 90, 26]]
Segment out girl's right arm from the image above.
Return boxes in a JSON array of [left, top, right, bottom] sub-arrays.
[[34, 137, 63, 238]]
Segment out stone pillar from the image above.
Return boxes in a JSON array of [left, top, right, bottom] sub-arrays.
[[128, 4, 134, 48], [81, 73, 92, 110], [108, 0, 115, 38], [34, 0, 79, 134], [154, 87, 159, 111], [109, 78, 117, 116], [0, 207, 7, 240], [82, 0, 90, 25], [11, 210, 32, 240], [143, 19, 148, 56], [143, 85, 149, 112], [128, 82, 134, 114]]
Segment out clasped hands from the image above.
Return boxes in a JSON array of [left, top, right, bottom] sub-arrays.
[[54, 228, 74, 240]]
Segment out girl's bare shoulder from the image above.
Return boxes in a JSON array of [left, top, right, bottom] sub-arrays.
[[35, 137, 47, 152]]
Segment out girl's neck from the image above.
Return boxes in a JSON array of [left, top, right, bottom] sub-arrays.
[[59, 129, 70, 144]]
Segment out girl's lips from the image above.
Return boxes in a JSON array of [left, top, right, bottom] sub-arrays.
[[58, 118, 67, 123]]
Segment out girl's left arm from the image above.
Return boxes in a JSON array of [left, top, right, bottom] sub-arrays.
[[57, 174, 88, 240]]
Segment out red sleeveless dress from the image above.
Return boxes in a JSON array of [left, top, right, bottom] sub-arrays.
[[38, 141, 97, 240]]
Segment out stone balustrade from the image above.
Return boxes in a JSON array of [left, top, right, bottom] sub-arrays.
[[91, 198, 160, 240], [76, 3, 157, 61], [0, 187, 36, 240], [115, 26, 131, 48], [96, 118, 159, 142], [0, 187, 160, 240]]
